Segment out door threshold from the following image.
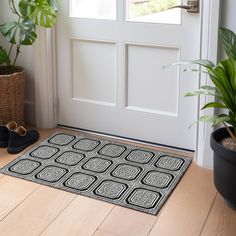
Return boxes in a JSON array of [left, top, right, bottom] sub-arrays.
[[57, 124, 195, 155]]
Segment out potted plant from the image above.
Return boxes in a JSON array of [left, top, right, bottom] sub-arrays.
[[0, 0, 58, 125], [171, 27, 236, 209]]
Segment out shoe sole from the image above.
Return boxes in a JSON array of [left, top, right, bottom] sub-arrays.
[[7, 135, 39, 154]]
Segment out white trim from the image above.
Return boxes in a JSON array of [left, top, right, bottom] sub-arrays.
[[34, 28, 58, 128], [195, 0, 222, 168], [72, 98, 116, 107], [125, 106, 178, 117]]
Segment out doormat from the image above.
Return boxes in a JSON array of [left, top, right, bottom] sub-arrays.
[[0, 133, 191, 215]]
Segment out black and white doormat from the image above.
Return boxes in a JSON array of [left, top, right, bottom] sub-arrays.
[[0, 133, 191, 215]]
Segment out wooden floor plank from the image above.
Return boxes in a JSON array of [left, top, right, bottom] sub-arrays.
[[41, 196, 114, 236], [100, 206, 157, 236], [200, 194, 236, 236], [93, 229, 117, 236], [0, 185, 75, 236], [0, 176, 39, 221], [0, 150, 20, 168], [0, 148, 5, 155], [0, 148, 13, 168], [148, 163, 217, 236]]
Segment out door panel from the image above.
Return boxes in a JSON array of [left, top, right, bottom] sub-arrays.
[[71, 39, 117, 106], [57, 0, 200, 150], [126, 44, 179, 115]]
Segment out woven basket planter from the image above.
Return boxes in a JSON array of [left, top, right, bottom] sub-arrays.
[[0, 67, 25, 125]]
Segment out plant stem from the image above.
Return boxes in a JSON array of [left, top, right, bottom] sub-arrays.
[[10, 0, 20, 17], [10, 0, 22, 68], [13, 45, 21, 67], [8, 44, 13, 57], [223, 122, 236, 144]]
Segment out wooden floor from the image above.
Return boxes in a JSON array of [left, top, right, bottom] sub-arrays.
[[0, 128, 236, 236]]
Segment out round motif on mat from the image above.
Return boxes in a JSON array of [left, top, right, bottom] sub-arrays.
[[82, 158, 112, 173], [55, 151, 85, 166], [73, 138, 100, 151], [125, 149, 154, 164], [111, 164, 142, 180], [64, 172, 97, 190], [36, 166, 67, 182], [155, 155, 184, 171], [30, 145, 59, 159], [48, 134, 75, 146], [142, 171, 173, 188], [98, 144, 126, 157], [126, 188, 161, 209], [94, 180, 127, 199], [10, 159, 41, 175]]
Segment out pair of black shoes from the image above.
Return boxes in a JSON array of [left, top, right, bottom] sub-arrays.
[[0, 121, 39, 154]]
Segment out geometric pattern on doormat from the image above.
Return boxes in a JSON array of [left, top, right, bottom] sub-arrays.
[[0, 133, 192, 215]]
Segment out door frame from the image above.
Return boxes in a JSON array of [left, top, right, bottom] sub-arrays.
[[196, 0, 222, 168], [34, 0, 221, 168]]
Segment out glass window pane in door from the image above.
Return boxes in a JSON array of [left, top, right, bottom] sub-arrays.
[[127, 0, 181, 24], [70, 0, 116, 20]]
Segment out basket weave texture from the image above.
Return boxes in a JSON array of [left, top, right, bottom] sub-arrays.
[[0, 68, 25, 125]]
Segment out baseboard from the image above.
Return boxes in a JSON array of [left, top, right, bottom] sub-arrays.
[[24, 101, 35, 125]]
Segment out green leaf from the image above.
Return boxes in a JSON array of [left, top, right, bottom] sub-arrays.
[[19, 0, 57, 28], [185, 87, 219, 97], [220, 58, 236, 91], [212, 115, 231, 126], [219, 27, 236, 60], [0, 21, 17, 44], [182, 68, 208, 74], [191, 59, 216, 68], [200, 85, 217, 91], [214, 65, 233, 94], [0, 20, 37, 45], [163, 59, 215, 70], [185, 91, 208, 97], [198, 114, 230, 126], [0, 46, 10, 65], [189, 114, 231, 128], [48, 0, 58, 11], [201, 102, 226, 110], [208, 68, 235, 110], [18, 0, 32, 17]]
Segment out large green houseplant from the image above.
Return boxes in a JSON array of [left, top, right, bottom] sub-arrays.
[[0, 0, 58, 124], [0, 0, 58, 73], [172, 27, 236, 209]]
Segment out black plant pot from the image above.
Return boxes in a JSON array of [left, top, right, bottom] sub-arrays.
[[210, 127, 236, 210]]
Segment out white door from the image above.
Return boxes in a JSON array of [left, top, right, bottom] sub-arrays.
[[57, 0, 201, 150]]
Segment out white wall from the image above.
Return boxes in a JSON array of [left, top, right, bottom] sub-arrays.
[[221, 0, 236, 32], [0, 1, 35, 124]]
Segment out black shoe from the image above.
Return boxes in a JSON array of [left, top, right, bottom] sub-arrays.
[[0, 121, 17, 148], [7, 126, 39, 154]]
